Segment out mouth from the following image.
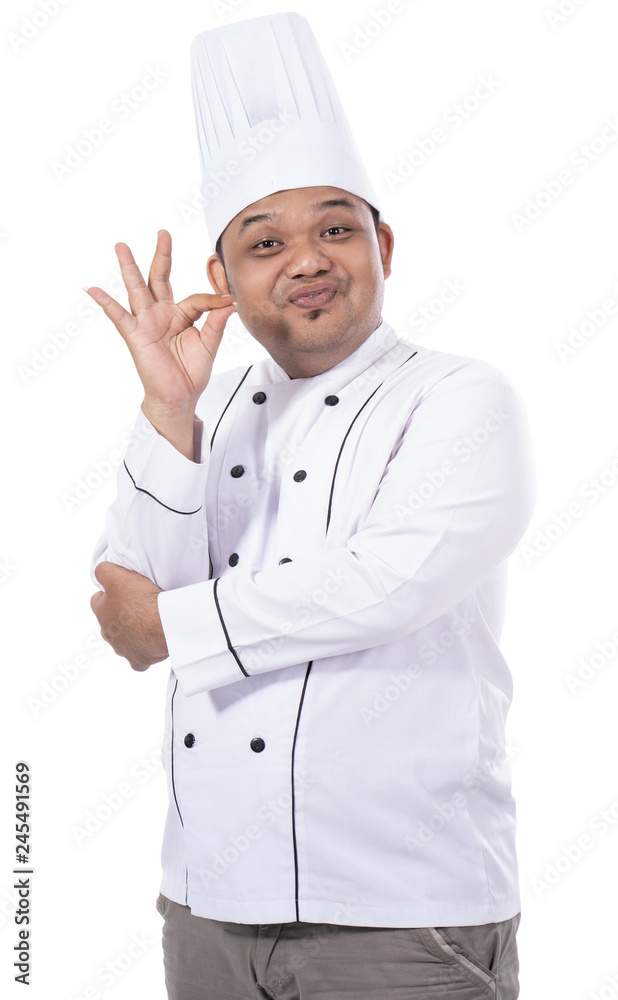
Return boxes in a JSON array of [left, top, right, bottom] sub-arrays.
[[288, 284, 338, 309]]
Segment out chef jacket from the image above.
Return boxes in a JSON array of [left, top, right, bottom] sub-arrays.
[[91, 316, 536, 928]]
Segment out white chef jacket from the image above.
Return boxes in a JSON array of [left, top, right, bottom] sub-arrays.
[[91, 317, 536, 928]]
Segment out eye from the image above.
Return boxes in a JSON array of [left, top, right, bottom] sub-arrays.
[[324, 226, 349, 236], [252, 239, 280, 250]]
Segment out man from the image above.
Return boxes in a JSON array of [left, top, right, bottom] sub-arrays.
[[88, 12, 536, 999]]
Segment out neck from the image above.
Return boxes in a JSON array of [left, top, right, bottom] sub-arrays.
[[275, 318, 384, 379]]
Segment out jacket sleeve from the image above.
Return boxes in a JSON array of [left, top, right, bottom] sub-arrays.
[[90, 408, 212, 592], [156, 362, 538, 696]]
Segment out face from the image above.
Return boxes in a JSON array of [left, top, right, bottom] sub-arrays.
[[206, 185, 394, 378]]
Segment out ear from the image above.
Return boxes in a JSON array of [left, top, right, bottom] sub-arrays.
[[206, 253, 229, 295], [376, 223, 394, 280]]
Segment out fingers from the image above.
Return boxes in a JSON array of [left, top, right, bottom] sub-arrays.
[[93, 561, 110, 587], [200, 302, 236, 342], [93, 560, 125, 591], [147, 229, 174, 304], [84, 286, 138, 344], [85, 232, 235, 346], [94, 561, 161, 596], [90, 590, 103, 614], [94, 561, 141, 587], [115, 241, 155, 315], [175, 293, 235, 327]]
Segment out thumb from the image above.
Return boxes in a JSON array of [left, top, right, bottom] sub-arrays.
[[200, 300, 237, 342]]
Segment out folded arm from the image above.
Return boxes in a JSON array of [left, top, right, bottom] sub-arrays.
[[158, 367, 536, 694]]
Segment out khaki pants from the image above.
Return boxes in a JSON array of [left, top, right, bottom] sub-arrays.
[[156, 893, 521, 999]]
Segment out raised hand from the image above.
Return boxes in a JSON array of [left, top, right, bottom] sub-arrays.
[[84, 229, 236, 458]]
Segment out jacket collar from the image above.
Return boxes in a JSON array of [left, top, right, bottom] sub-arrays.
[[260, 317, 402, 385]]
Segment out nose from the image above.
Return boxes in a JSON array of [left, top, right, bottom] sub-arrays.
[[284, 236, 332, 279]]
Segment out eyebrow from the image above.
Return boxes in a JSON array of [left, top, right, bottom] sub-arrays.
[[238, 198, 358, 234]]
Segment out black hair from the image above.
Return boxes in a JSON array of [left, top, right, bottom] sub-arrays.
[[214, 201, 382, 275]]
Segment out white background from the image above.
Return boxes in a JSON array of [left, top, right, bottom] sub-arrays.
[[2, 0, 618, 997]]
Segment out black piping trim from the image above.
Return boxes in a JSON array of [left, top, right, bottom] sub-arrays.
[[170, 678, 189, 904], [325, 351, 418, 533], [396, 350, 418, 370], [169, 678, 185, 830], [291, 660, 313, 921], [209, 365, 254, 452], [290, 348, 418, 920], [212, 577, 250, 677], [326, 387, 382, 532], [207, 366, 253, 582], [123, 460, 202, 515]]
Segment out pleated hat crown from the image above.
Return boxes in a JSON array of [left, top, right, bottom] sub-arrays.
[[190, 11, 381, 247]]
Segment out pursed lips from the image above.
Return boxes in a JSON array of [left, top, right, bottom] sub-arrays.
[[288, 283, 338, 309]]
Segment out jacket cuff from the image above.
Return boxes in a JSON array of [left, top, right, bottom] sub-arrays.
[[157, 581, 249, 695], [123, 409, 208, 514]]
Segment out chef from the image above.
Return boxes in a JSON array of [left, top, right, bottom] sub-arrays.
[[87, 11, 536, 1000]]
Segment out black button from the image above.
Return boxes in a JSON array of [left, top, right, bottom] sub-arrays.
[[250, 737, 266, 753], [229, 553, 239, 567], [231, 465, 245, 478], [293, 470, 307, 482], [325, 395, 339, 406], [184, 733, 196, 748], [252, 391, 267, 404], [279, 557, 292, 564]]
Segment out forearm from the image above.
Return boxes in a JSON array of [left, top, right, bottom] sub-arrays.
[[159, 453, 534, 693], [157, 373, 537, 695]]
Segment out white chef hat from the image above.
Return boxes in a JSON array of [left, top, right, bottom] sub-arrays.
[[190, 11, 382, 248]]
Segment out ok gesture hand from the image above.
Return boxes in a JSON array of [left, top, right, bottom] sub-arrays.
[[85, 229, 236, 457]]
